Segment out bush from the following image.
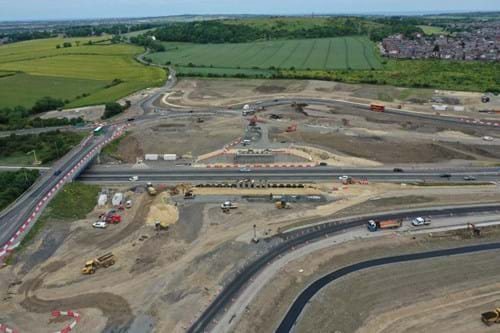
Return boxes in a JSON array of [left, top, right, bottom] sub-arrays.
[[101, 102, 129, 119], [31, 96, 65, 114]]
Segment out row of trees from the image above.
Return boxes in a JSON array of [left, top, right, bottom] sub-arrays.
[[101, 101, 131, 119], [0, 169, 39, 211], [139, 18, 423, 45], [0, 130, 83, 164]]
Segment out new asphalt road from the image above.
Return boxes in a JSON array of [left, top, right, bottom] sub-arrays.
[[187, 203, 500, 333], [78, 166, 500, 183]]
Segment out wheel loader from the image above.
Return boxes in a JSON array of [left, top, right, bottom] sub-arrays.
[[482, 308, 500, 326], [82, 253, 115, 275]]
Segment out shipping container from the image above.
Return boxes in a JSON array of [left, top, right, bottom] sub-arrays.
[[163, 154, 177, 161], [145, 154, 159, 161]]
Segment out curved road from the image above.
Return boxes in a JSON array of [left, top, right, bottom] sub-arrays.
[[276, 241, 500, 333], [186, 203, 500, 333]]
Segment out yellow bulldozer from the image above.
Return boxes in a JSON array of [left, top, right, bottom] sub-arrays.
[[82, 253, 116, 275], [482, 308, 500, 326]]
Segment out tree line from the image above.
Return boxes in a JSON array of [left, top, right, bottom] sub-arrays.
[[0, 169, 39, 211]]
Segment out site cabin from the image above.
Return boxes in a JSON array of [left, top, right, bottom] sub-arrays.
[[370, 103, 385, 112], [367, 219, 402, 232]]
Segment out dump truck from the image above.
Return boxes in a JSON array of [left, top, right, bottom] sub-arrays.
[[146, 182, 157, 196], [367, 219, 402, 232], [370, 103, 385, 112], [275, 201, 291, 209], [82, 253, 115, 274], [482, 308, 500, 326]]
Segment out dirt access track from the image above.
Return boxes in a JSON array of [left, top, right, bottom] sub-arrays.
[[162, 78, 500, 120]]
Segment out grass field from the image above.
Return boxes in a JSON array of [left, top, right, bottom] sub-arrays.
[[149, 36, 382, 75], [0, 37, 165, 109], [418, 25, 447, 35]]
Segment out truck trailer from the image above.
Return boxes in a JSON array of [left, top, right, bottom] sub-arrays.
[[367, 219, 402, 232], [370, 103, 385, 112]]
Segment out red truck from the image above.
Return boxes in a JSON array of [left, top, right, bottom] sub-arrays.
[[370, 103, 385, 112], [367, 219, 402, 232]]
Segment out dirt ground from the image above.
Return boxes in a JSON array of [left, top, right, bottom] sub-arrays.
[[164, 78, 500, 120], [234, 231, 500, 333], [109, 116, 246, 163]]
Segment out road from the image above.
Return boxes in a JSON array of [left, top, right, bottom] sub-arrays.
[[0, 126, 118, 250], [186, 203, 500, 333], [276, 242, 500, 333], [78, 167, 500, 184]]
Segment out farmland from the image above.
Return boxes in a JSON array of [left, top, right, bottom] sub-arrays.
[[149, 36, 382, 76], [0, 37, 165, 109]]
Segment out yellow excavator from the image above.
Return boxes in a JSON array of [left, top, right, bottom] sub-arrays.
[[482, 308, 500, 326]]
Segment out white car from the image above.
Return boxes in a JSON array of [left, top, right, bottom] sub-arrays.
[[92, 221, 107, 229], [338, 175, 350, 181], [129, 176, 139, 181], [412, 217, 430, 227], [221, 201, 238, 209], [239, 167, 252, 172]]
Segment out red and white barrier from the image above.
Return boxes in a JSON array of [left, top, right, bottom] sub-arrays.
[[205, 163, 318, 169], [0, 323, 19, 333], [51, 310, 81, 333], [0, 125, 129, 262]]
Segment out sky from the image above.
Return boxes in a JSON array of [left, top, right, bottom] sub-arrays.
[[1, 0, 499, 21]]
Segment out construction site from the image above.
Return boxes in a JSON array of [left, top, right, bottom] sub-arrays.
[[1, 76, 500, 333]]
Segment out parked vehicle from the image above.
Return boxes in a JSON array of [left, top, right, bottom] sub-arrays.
[[92, 221, 107, 229], [221, 201, 238, 209]]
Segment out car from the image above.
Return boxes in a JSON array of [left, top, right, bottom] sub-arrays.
[[412, 217, 430, 227], [319, 162, 328, 166], [239, 167, 252, 172], [439, 173, 452, 178], [464, 176, 476, 181], [92, 221, 107, 229], [127, 118, 135, 122], [338, 175, 350, 181], [221, 201, 238, 209], [129, 176, 139, 181], [393, 168, 404, 173], [53, 170, 62, 176]]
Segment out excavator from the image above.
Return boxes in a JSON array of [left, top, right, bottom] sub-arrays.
[[482, 308, 500, 326]]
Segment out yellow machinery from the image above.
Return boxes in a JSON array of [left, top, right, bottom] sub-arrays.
[[275, 201, 291, 209], [82, 253, 115, 275], [482, 308, 500, 326]]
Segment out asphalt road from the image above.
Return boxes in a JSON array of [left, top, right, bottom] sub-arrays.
[[0, 127, 114, 247], [78, 167, 500, 183], [276, 242, 500, 333], [187, 203, 500, 333]]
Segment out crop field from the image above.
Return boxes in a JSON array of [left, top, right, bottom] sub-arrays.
[[149, 37, 381, 75], [0, 37, 165, 109]]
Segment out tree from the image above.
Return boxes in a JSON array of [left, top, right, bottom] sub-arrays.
[[31, 97, 65, 114], [102, 102, 125, 119]]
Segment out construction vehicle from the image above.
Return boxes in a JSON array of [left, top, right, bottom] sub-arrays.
[[184, 190, 196, 199], [106, 214, 122, 224], [482, 308, 500, 326], [339, 175, 354, 185], [275, 201, 291, 209], [81, 253, 115, 274], [146, 182, 157, 196], [367, 219, 402, 232], [370, 103, 385, 112], [286, 124, 298, 133], [468, 223, 481, 237], [155, 220, 169, 231]]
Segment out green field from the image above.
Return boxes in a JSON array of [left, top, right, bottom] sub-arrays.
[[149, 36, 382, 75], [0, 37, 165, 109], [417, 25, 447, 35]]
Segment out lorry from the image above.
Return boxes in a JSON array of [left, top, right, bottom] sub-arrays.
[[81, 253, 116, 274], [367, 219, 402, 232], [275, 201, 291, 209], [184, 190, 196, 200], [370, 103, 385, 112]]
